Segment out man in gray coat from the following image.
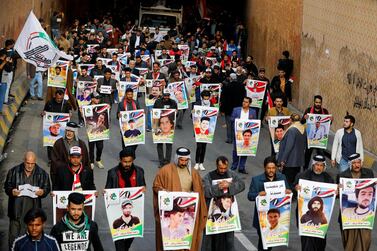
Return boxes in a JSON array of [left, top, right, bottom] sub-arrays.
[[277, 113, 307, 189], [202, 156, 245, 251]]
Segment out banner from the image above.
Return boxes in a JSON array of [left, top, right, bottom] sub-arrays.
[[339, 178, 377, 230], [184, 77, 198, 103], [145, 79, 164, 106], [43, 112, 70, 147], [14, 11, 73, 71], [245, 80, 267, 108], [119, 110, 145, 146], [76, 81, 97, 107], [117, 81, 138, 101], [234, 119, 261, 156], [158, 191, 199, 250], [83, 104, 110, 142], [165, 81, 188, 110], [306, 114, 332, 149], [298, 179, 337, 238], [192, 106, 218, 143], [152, 109, 176, 144], [47, 64, 68, 88], [206, 183, 241, 235], [200, 84, 221, 108], [52, 190, 96, 224], [268, 116, 291, 153], [257, 190, 292, 249], [104, 187, 145, 241]]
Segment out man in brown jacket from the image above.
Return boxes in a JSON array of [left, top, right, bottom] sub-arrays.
[[153, 147, 207, 251]]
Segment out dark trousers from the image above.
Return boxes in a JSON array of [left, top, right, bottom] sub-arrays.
[[114, 238, 134, 251], [195, 142, 207, 163], [256, 226, 272, 251], [202, 231, 235, 251], [157, 143, 172, 166], [9, 219, 26, 251], [301, 236, 326, 251], [231, 142, 247, 171], [78, 107, 84, 123], [282, 166, 300, 190], [304, 147, 325, 170], [47, 146, 53, 161], [176, 109, 186, 127], [225, 115, 233, 142], [89, 140, 104, 163]]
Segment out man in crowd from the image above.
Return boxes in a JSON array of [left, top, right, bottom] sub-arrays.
[[50, 192, 104, 251], [42, 88, 72, 162], [277, 113, 306, 189], [4, 151, 51, 248], [51, 121, 89, 186], [332, 114, 364, 172], [294, 155, 334, 251], [105, 148, 146, 251], [230, 97, 257, 174], [248, 156, 290, 251], [153, 92, 177, 168], [202, 156, 245, 251], [53, 146, 96, 191], [302, 95, 331, 170], [337, 153, 374, 251], [27, 63, 43, 100], [97, 68, 117, 105], [153, 147, 207, 251], [11, 208, 60, 251]]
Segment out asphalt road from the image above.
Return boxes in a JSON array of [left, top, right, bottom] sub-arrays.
[[0, 93, 376, 251]]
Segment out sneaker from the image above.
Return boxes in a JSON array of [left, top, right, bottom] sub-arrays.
[[194, 163, 199, 170], [96, 161, 104, 169], [90, 163, 95, 170], [199, 163, 205, 171]]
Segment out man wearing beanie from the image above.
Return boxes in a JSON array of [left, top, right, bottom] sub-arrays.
[[294, 155, 334, 251], [105, 148, 146, 251], [50, 192, 103, 251], [337, 153, 374, 251], [51, 121, 89, 187], [153, 147, 207, 251]]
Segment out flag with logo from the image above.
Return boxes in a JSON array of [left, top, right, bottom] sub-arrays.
[[14, 11, 73, 71]]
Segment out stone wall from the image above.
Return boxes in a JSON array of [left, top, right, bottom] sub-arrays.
[[300, 0, 377, 153], [246, 0, 303, 106]]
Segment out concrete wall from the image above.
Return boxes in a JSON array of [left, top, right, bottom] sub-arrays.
[[300, 0, 377, 153], [246, 0, 303, 105]]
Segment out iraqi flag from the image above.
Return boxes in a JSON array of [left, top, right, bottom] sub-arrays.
[[14, 11, 73, 71]]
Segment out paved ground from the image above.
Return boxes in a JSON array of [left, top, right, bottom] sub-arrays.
[[0, 91, 376, 251]]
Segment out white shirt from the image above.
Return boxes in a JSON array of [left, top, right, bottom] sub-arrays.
[[240, 109, 249, 120], [135, 36, 140, 48]]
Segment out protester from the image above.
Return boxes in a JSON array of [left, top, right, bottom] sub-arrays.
[[153, 147, 207, 251], [51, 121, 89, 186], [230, 97, 257, 174], [337, 153, 374, 251], [270, 69, 291, 107], [202, 156, 245, 251], [53, 146, 96, 191], [97, 68, 117, 105], [277, 113, 306, 189], [50, 192, 104, 251], [26, 63, 43, 100], [88, 92, 105, 169], [248, 156, 290, 251], [105, 148, 146, 251], [294, 155, 334, 251], [3, 39, 16, 105], [4, 151, 51, 248], [331, 114, 364, 172], [11, 208, 59, 251]]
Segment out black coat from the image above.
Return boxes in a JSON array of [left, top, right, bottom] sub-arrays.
[[105, 164, 146, 188], [53, 165, 96, 191], [4, 163, 51, 219], [220, 81, 246, 115]]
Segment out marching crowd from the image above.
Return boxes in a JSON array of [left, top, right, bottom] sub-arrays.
[[2, 11, 371, 251]]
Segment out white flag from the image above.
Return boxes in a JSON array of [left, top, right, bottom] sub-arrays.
[[14, 11, 73, 71]]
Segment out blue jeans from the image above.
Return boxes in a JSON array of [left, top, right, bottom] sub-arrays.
[[231, 142, 247, 171], [0, 83, 6, 111], [146, 106, 152, 130], [339, 157, 349, 173], [29, 72, 43, 98], [51, 28, 60, 39]]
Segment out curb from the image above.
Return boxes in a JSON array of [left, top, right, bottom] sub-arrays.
[[0, 73, 28, 155]]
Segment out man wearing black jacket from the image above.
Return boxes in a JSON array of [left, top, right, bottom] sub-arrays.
[[153, 92, 177, 167], [51, 192, 103, 251], [105, 149, 146, 251], [53, 146, 96, 192], [4, 151, 51, 249]]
